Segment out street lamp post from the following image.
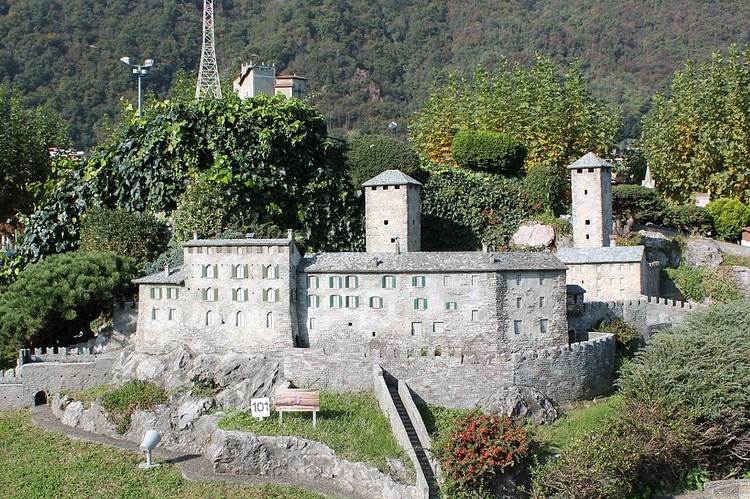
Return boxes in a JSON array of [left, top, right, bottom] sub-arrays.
[[120, 57, 154, 116]]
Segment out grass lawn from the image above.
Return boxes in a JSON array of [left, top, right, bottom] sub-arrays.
[[416, 403, 472, 440], [722, 253, 750, 268], [0, 410, 323, 499], [219, 391, 410, 475], [533, 394, 622, 454]]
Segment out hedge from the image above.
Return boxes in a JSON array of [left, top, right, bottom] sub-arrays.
[[451, 130, 526, 174]]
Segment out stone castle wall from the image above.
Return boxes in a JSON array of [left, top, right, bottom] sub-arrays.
[[0, 348, 115, 410], [281, 333, 615, 408], [568, 296, 702, 338]]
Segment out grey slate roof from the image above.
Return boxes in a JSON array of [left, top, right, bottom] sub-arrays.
[[300, 251, 567, 273], [183, 238, 291, 247], [566, 284, 586, 295], [567, 152, 612, 170], [361, 170, 422, 187], [133, 267, 186, 285], [557, 246, 644, 264]]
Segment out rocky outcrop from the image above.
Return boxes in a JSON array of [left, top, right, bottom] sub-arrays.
[[641, 230, 681, 268], [113, 347, 285, 410], [511, 223, 555, 249], [726, 265, 750, 299], [52, 394, 118, 435], [684, 238, 723, 268], [676, 479, 750, 498], [207, 429, 422, 499], [477, 386, 557, 425]]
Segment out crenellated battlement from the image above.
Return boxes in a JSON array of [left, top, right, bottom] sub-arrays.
[[0, 368, 21, 385], [21, 346, 100, 364]]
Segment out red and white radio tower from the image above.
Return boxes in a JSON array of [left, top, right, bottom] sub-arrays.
[[195, 0, 222, 99]]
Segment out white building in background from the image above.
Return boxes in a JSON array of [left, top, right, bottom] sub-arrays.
[[233, 62, 307, 100], [557, 153, 660, 300]]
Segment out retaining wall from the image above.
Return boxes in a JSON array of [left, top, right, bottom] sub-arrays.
[[0, 348, 115, 410], [282, 334, 615, 407]]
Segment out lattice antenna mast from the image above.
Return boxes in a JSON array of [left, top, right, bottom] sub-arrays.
[[195, 0, 222, 99]]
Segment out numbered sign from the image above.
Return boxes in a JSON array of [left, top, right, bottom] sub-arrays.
[[250, 397, 271, 419]]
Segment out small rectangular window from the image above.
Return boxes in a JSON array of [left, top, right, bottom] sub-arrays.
[[443, 275, 450, 286], [516, 274, 521, 285], [445, 301, 458, 310], [539, 276, 544, 285], [309, 317, 316, 330], [308, 275, 319, 289], [382, 275, 396, 289], [516, 297, 522, 309], [411, 322, 422, 336], [540, 319, 549, 334], [329, 276, 343, 289], [414, 298, 428, 311], [345, 296, 359, 308], [471, 275, 479, 286], [345, 275, 359, 288], [433, 322, 444, 334], [471, 310, 479, 322], [151, 308, 159, 321], [168, 308, 176, 321], [329, 295, 343, 308], [307, 295, 320, 308], [369, 296, 383, 309], [539, 296, 545, 307], [514, 320, 522, 335], [411, 276, 426, 288]]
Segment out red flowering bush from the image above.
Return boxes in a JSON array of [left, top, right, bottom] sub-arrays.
[[433, 412, 529, 495]]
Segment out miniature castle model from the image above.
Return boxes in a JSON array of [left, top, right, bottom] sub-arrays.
[[233, 62, 307, 100], [133, 169, 569, 357], [557, 153, 660, 300]]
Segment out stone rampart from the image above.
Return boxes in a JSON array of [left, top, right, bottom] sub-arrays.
[[281, 334, 615, 408], [0, 349, 115, 411], [568, 295, 702, 338]]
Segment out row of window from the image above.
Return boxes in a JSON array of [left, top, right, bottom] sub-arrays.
[[151, 309, 277, 328], [187, 245, 287, 255], [149, 287, 180, 300], [306, 274, 479, 290], [306, 294, 461, 311], [200, 264, 280, 279], [514, 296, 546, 308], [513, 319, 549, 335], [200, 287, 280, 303]]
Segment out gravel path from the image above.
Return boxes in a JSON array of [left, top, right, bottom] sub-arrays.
[[31, 405, 343, 498]]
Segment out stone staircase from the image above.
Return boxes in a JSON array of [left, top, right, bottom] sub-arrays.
[[384, 374, 439, 498]]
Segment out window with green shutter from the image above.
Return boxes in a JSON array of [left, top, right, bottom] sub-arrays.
[[346, 275, 359, 288], [411, 276, 425, 287]]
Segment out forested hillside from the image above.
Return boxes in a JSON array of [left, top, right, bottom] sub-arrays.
[[1, 0, 749, 147]]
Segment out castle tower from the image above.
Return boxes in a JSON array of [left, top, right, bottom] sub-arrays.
[[233, 62, 276, 99], [362, 170, 421, 253], [568, 152, 613, 248]]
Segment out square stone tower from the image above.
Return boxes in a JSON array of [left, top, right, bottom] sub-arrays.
[[362, 170, 422, 252], [568, 152, 613, 248]]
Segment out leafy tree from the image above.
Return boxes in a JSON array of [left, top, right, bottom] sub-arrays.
[[345, 134, 422, 187], [523, 163, 569, 215], [80, 208, 168, 267], [421, 170, 537, 250], [0, 251, 137, 367], [705, 197, 750, 241], [0, 84, 70, 221], [172, 177, 235, 242], [410, 58, 619, 177], [611, 185, 667, 231], [451, 130, 526, 174], [642, 46, 750, 205], [614, 146, 647, 184]]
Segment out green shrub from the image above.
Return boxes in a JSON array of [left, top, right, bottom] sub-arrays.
[[613, 233, 644, 246], [421, 170, 537, 250], [345, 134, 423, 187], [533, 301, 750, 498], [665, 264, 742, 303], [705, 197, 750, 241], [433, 412, 529, 497], [531, 211, 572, 236], [664, 204, 714, 236], [597, 319, 641, 373], [80, 208, 168, 267], [0, 251, 137, 368], [172, 178, 234, 242], [451, 130, 526, 174], [101, 380, 167, 434], [612, 184, 667, 226], [523, 163, 569, 215]]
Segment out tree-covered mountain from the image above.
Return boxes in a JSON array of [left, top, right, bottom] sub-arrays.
[[1, 0, 749, 148]]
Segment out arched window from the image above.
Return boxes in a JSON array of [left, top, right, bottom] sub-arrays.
[[266, 311, 274, 328], [234, 264, 247, 279], [235, 311, 245, 327], [264, 288, 278, 302], [205, 310, 215, 327], [264, 264, 278, 279]]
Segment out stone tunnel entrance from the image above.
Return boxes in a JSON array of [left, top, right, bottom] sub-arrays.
[[34, 391, 47, 406]]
